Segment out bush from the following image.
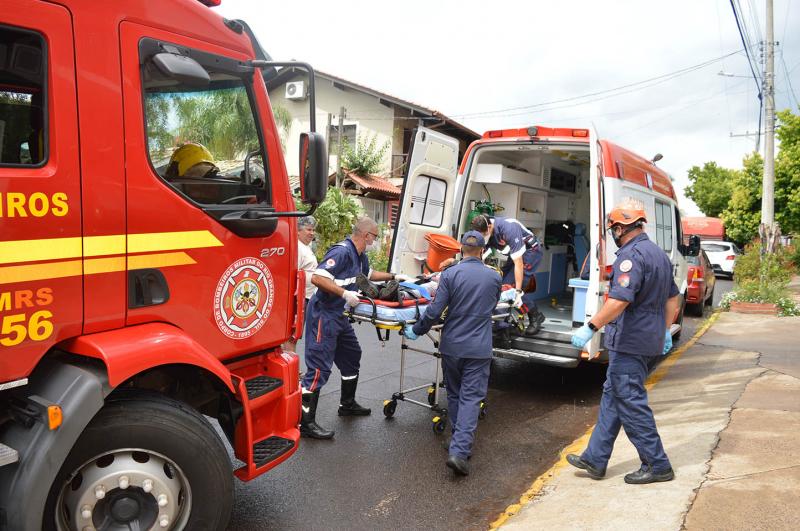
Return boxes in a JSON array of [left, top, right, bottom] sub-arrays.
[[786, 244, 800, 273], [366, 224, 391, 273], [342, 133, 390, 176], [723, 243, 800, 316], [297, 187, 363, 261]]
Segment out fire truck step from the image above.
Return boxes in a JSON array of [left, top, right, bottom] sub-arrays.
[[252, 436, 295, 468], [244, 376, 283, 400], [0, 443, 19, 467]]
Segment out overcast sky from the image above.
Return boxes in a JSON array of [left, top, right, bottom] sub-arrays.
[[217, 0, 800, 216]]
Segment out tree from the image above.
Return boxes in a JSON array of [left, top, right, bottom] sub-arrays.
[[684, 162, 735, 217], [720, 153, 763, 245], [774, 109, 800, 234], [341, 133, 390, 176], [272, 104, 292, 153]]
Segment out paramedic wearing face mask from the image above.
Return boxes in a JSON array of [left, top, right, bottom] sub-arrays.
[[471, 215, 545, 336], [300, 217, 409, 439], [568, 200, 681, 484], [404, 231, 501, 476]]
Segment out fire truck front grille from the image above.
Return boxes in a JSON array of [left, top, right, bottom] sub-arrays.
[[253, 436, 295, 467]]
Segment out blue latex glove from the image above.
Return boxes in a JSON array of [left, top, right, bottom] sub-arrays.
[[500, 288, 517, 302], [571, 324, 594, 349], [404, 324, 419, 340], [663, 329, 673, 355]]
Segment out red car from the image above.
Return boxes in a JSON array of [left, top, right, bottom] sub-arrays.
[[685, 250, 717, 316]]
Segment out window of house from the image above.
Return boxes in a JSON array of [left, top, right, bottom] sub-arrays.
[[654, 201, 673, 252], [141, 41, 269, 206], [360, 197, 385, 226], [0, 26, 46, 166], [409, 175, 446, 228], [328, 123, 356, 154]]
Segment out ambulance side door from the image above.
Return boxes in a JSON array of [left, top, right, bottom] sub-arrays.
[[389, 127, 459, 275], [584, 128, 606, 358], [0, 3, 82, 381]]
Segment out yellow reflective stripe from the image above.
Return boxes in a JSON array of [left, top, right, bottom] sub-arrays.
[[84, 235, 126, 257], [0, 260, 83, 284], [128, 231, 222, 254], [0, 237, 82, 265], [128, 252, 196, 270], [84, 256, 126, 275]]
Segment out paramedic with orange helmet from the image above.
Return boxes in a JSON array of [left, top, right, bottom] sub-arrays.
[[568, 199, 681, 484]]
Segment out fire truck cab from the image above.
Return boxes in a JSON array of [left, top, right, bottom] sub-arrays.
[[391, 125, 694, 367], [0, 1, 327, 529]]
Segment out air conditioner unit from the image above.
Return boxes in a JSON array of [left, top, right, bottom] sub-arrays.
[[285, 81, 306, 100]]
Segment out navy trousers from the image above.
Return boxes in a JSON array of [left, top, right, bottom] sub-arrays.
[[442, 355, 491, 460], [581, 350, 671, 472], [498, 247, 543, 329], [301, 304, 361, 391]]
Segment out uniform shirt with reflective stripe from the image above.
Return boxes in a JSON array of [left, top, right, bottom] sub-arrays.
[[412, 257, 501, 359], [604, 233, 680, 357], [489, 217, 537, 259], [311, 238, 370, 310]]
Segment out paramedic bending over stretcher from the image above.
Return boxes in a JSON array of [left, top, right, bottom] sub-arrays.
[[471, 215, 545, 336], [300, 217, 410, 440], [404, 231, 501, 477]]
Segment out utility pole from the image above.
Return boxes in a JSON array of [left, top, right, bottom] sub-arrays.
[[335, 106, 346, 188], [760, 0, 778, 251]]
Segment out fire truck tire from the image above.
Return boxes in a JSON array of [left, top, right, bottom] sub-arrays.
[[43, 390, 233, 531]]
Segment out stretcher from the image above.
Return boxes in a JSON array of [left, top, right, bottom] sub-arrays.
[[344, 296, 514, 433]]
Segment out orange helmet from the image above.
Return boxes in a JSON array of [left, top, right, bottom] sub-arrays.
[[606, 201, 647, 228]]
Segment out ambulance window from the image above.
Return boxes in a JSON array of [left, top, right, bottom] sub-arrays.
[[141, 48, 270, 207], [0, 26, 46, 167], [409, 175, 446, 227], [654, 201, 673, 252]]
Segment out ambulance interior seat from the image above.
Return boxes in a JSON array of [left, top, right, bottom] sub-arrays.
[[574, 222, 590, 280]]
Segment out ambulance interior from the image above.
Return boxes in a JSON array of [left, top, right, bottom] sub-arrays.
[[459, 144, 593, 333]]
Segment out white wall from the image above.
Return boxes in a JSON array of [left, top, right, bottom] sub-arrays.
[[269, 76, 396, 178]]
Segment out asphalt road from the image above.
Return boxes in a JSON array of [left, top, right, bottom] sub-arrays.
[[226, 279, 733, 531]]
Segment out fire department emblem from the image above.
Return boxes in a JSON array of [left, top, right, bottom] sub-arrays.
[[214, 257, 275, 339]]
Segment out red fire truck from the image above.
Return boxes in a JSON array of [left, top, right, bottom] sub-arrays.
[[0, 1, 328, 529]]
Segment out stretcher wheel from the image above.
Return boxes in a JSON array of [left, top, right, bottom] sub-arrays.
[[427, 386, 436, 406], [432, 415, 447, 434], [383, 399, 397, 418], [479, 400, 487, 420]]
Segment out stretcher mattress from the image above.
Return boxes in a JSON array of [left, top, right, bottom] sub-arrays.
[[352, 301, 429, 323]]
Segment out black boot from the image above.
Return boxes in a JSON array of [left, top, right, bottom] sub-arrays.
[[338, 376, 371, 416], [300, 390, 334, 439], [525, 309, 545, 336]]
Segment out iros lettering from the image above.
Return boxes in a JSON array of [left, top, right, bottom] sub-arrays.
[[0, 192, 68, 218]]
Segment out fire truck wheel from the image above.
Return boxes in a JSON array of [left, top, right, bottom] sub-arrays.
[[43, 390, 233, 531]]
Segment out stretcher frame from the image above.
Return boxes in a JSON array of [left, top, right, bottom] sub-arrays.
[[345, 298, 511, 433]]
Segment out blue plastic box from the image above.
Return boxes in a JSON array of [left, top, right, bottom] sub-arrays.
[[568, 278, 589, 325]]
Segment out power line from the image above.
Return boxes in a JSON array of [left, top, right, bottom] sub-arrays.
[[449, 50, 743, 119], [779, 50, 799, 108], [729, 0, 764, 97]]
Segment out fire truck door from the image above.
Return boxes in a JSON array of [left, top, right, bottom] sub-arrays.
[[0, 2, 82, 382], [120, 23, 293, 358]]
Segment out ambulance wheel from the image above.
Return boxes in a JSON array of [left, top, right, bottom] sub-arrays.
[[383, 400, 397, 418], [427, 386, 436, 406], [43, 390, 232, 531], [479, 400, 487, 420], [432, 416, 447, 434]]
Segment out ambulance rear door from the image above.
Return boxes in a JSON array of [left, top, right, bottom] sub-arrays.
[[389, 127, 459, 276], [584, 125, 607, 358]]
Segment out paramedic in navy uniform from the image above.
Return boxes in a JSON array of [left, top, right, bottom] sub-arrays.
[[471, 214, 545, 336], [569, 200, 680, 484], [300, 217, 409, 439], [404, 231, 501, 476]]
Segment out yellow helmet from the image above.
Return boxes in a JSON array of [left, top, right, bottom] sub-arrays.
[[169, 143, 215, 177]]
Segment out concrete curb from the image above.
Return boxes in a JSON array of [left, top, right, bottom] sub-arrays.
[[489, 311, 723, 530]]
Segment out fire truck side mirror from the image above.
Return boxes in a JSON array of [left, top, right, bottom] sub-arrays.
[[299, 132, 327, 205], [151, 52, 210, 88], [687, 235, 701, 257]]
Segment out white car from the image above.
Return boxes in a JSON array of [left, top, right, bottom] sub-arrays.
[[700, 241, 740, 278]]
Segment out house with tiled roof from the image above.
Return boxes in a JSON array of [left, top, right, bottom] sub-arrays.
[[265, 69, 479, 226]]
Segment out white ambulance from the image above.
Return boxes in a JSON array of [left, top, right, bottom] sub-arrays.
[[389, 125, 695, 367]]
